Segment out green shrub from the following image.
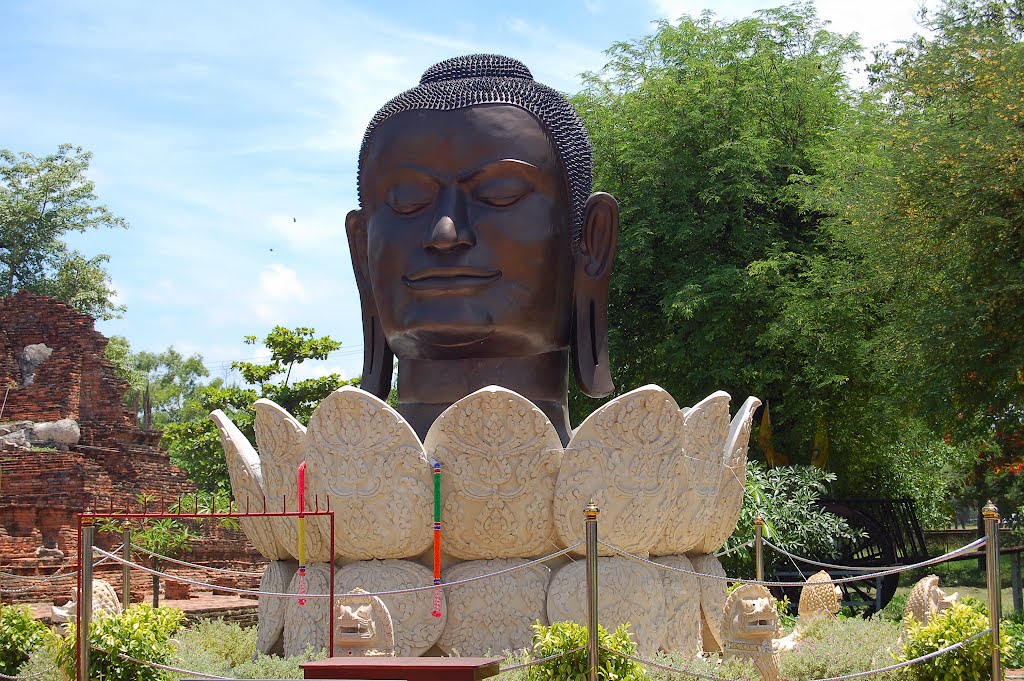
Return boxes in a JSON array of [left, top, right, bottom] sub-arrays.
[[56, 604, 185, 680], [898, 600, 1003, 680], [1004, 616, 1024, 669], [647, 652, 760, 681], [527, 621, 647, 681], [229, 646, 326, 679], [779, 615, 901, 680], [0, 604, 52, 675], [18, 636, 64, 681], [720, 463, 863, 578], [172, 617, 257, 671]]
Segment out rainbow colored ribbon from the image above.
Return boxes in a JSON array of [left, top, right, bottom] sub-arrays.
[[297, 461, 307, 606], [432, 460, 442, 618]]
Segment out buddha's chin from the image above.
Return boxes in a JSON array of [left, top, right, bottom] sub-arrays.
[[387, 326, 497, 359]]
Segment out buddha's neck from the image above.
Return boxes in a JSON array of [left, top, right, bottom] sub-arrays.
[[397, 350, 571, 446]]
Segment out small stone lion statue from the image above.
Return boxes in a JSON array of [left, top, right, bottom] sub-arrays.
[[333, 588, 395, 657], [903, 574, 958, 636], [52, 579, 122, 624], [721, 584, 780, 681]]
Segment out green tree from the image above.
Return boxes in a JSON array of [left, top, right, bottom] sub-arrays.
[[571, 4, 884, 468], [163, 327, 355, 491], [0, 144, 127, 319], [804, 0, 1024, 513]]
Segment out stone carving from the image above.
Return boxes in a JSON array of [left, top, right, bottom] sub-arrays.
[[437, 559, 550, 655], [257, 560, 297, 655], [18, 343, 52, 386], [554, 385, 686, 557], [904, 574, 959, 631], [654, 554, 702, 654], [546, 557, 666, 654], [424, 386, 563, 560], [29, 418, 80, 448], [799, 570, 842, 621], [334, 559, 445, 656], [253, 400, 331, 563], [721, 584, 780, 681], [212, 409, 290, 560], [696, 396, 762, 554], [305, 387, 434, 560], [334, 588, 395, 657], [651, 392, 730, 556], [691, 553, 728, 652], [283, 563, 332, 657], [52, 578, 122, 623]]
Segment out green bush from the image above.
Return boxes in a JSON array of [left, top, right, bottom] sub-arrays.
[[898, 600, 1004, 680], [646, 652, 759, 681], [56, 604, 185, 680], [172, 617, 257, 672], [230, 647, 326, 679], [0, 604, 52, 675], [527, 621, 647, 681], [720, 462, 863, 578], [780, 615, 901, 680]]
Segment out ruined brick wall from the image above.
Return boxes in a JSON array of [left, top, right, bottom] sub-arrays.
[[0, 293, 264, 604]]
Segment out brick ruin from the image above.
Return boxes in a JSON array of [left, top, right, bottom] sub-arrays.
[[0, 291, 262, 605]]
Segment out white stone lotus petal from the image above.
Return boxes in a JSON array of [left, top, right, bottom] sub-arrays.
[[691, 553, 727, 652], [257, 560, 297, 654], [254, 399, 332, 563], [651, 391, 731, 556], [554, 385, 686, 557], [283, 563, 331, 657], [424, 386, 563, 560], [303, 386, 433, 560], [333, 559, 445, 656], [546, 557, 666, 655], [697, 395, 762, 554], [211, 409, 289, 559], [436, 559, 549, 656], [655, 554, 702, 654]]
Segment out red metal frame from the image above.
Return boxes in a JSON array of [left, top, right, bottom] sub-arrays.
[[75, 495, 336, 680]]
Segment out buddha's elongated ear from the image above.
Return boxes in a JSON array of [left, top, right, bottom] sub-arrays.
[[571, 192, 619, 397], [346, 209, 394, 399]]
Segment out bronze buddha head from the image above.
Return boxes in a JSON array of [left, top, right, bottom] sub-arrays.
[[346, 55, 618, 443]]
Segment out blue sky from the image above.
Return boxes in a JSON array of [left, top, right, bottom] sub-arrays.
[[2, 0, 930, 385]]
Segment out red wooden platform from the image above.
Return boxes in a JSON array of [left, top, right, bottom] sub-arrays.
[[300, 656, 501, 681]]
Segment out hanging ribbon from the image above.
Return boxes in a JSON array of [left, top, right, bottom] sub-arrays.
[[297, 461, 307, 606], [432, 460, 442, 618]]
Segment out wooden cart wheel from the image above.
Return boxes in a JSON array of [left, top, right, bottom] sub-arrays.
[[820, 501, 901, 616]]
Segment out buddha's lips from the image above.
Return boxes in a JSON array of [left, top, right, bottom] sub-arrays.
[[403, 267, 501, 290]]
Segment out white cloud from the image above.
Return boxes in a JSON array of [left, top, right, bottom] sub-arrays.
[[252, 263, 308, 323]]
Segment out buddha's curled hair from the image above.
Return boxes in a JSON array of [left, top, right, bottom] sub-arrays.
[[357, 54, 593, 245]]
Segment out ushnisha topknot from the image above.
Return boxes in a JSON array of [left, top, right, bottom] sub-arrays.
[[357, 54, 593, 246]]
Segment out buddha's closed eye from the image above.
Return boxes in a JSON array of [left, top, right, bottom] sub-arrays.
[[387, 181, 436, 215], [474, 175, 533, 207]]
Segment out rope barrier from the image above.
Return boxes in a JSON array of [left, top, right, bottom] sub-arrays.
[[714, 539, 753, 558], [600, 537, 987, 587], [129, 543, 265, 576], [0, 547, 124, 594], [762, 536, 988, 573], [90, 644, 234, 680], [93, 542, 583, 599], [498, 646, 585, 673], [602, 627, 992, 681], [0, 665, 61, 680]]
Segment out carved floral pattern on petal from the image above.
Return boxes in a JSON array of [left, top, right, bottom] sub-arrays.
[[436, 559, 549, 656], [212, 409, 289, 559], [304, 387, 433, 560], [283, 563, 331, 657], [546, 558, 666, 654], [691, 553, 728, 652], [254, 400, 332, 563], [651, 392, 731, 556], [424, 387, 563, 560], [654, 554, 702, 655], [333, 559, 445, 656], [554, 385, 685, 556], [697, 396, 761, 554], [257, 560, 297, 654]]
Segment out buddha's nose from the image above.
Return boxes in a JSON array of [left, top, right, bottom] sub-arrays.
[[425, 190, 474, 252]]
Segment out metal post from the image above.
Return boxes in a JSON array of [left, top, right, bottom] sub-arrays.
[[754, 515, 764, 582], [1013, 551, 1022, 613], [122, 527, 131, 608], [79, 516, 94, 681], [584, 500, 600, 681], [983, 501, 1002, 681]]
